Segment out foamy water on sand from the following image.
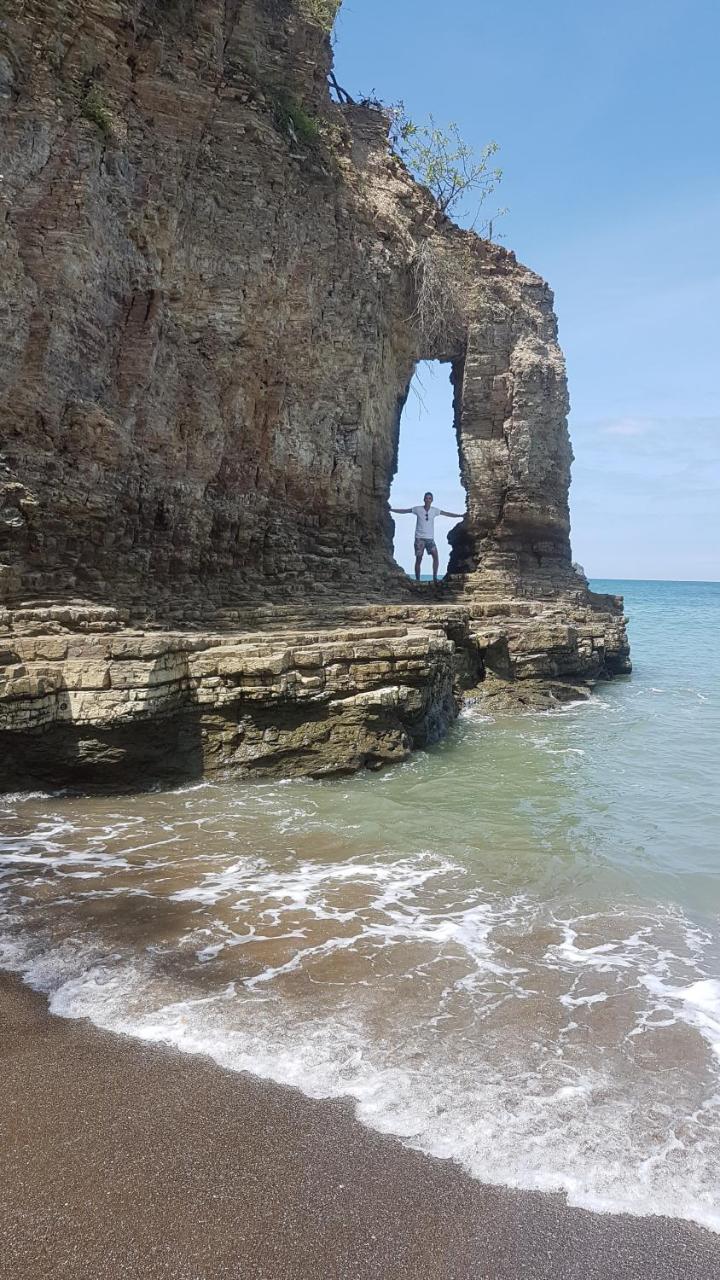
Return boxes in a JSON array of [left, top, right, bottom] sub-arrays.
[[1, 581, 719, 1229]]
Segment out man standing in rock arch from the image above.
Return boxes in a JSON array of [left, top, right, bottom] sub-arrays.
[[391, 492, 464, 584]]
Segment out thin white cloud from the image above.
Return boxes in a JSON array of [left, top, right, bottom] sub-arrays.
[[602, 417, 654, 437]]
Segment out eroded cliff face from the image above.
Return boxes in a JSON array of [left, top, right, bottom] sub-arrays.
[[1, 0, 407, 610], [3, 0, 581, 612], [0, 0, 630, 787]]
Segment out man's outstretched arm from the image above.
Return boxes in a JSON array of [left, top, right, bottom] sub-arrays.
[[390, 507, 413, 514], [440, 510, 464, 518]]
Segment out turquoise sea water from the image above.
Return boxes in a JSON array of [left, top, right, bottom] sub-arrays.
[[1, 581, 719, 1227]]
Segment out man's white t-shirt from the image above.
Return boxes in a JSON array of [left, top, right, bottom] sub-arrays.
[[412, 505, 440, 540]]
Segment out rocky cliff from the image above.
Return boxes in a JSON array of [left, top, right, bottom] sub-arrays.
[[0, 0, 630, 788]]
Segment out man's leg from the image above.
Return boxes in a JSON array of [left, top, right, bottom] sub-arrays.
[[431, 545, 440, 583], [414, 543, 423, 581]]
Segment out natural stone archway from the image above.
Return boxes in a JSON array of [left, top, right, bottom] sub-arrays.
[[389, 229, 575, 599], [342, 113, 578, 602], [389, 359, 466, 576], [0, 0, 630, 789], [1, 2, 578, 616]]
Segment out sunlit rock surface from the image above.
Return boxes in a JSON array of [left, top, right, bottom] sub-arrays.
[[0, 0, 630, 787]]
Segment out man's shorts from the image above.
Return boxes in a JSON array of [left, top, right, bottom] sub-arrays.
[[414, 536, 437, 556]]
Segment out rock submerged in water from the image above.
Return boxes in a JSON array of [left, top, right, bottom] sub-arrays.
[[0, 0, 630, 789], [0, 600, 628, 789]]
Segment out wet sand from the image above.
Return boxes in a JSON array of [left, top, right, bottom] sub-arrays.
[[1, 973, 718, 1280]]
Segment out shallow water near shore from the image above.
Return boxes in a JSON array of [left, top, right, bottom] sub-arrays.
[[2, 580, 719, 1229]]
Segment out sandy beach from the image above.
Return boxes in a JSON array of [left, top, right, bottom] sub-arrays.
[[1, 974, 718, 1280]]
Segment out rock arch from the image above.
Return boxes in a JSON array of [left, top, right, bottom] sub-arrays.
[[348, 102, 576, 602], [0, 1, 593, 619], [0, 0, 630, 789]]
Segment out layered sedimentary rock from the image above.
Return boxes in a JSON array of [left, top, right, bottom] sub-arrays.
[[0, 0, 630, 787], [0, 591, 629, 787], [0, 616, 459, 787]]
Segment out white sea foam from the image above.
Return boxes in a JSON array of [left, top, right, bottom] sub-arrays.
[[640, 976, 720, 1059], [3, 849, 720, 1234], [2, 600, 720, 1240], [3, 922, 720, 1233], [0, 789, 62, 806]]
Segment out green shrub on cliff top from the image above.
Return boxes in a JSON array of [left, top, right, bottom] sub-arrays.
[[390, 105, 503, 227], [298, 0, 341, 33]]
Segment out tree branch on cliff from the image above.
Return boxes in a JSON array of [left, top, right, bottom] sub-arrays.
[[328, 72, 354, 104], [389, 104, 505, 231]]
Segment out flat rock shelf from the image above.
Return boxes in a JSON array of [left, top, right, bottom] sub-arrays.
[[0, 595, 629, 789]]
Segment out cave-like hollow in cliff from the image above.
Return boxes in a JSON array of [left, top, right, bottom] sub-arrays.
[[390, 361, 468, 578]]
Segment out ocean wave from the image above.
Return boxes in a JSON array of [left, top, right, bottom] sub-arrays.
[[2, 591, 719, 1235], [2, 857, 720, 1234]]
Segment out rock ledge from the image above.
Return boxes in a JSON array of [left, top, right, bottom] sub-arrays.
[[0, 596, 629, 789]]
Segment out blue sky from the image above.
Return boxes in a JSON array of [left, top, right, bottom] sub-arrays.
[[334, 0, 719, 579]]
